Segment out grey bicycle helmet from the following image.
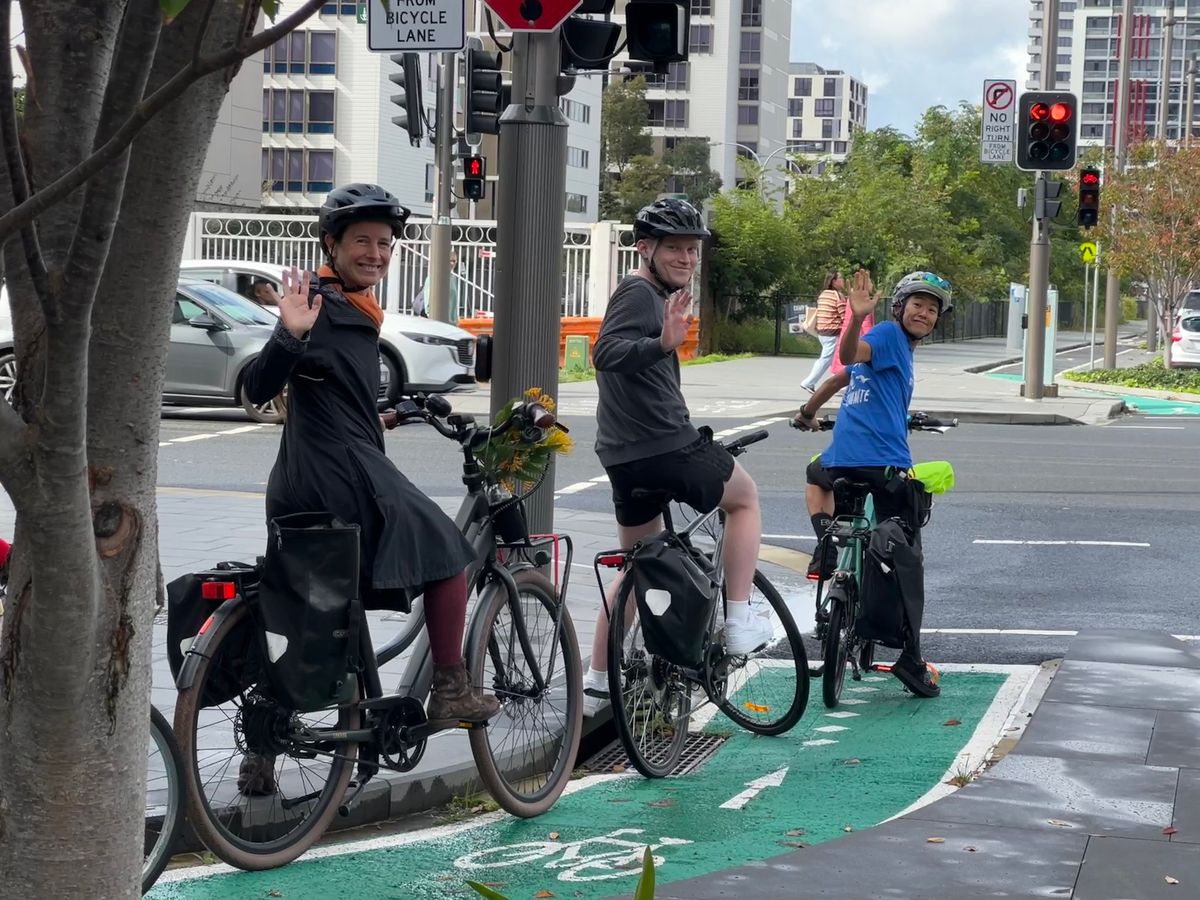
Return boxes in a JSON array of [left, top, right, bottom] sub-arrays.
[[633, 198, 711, 240], [891, 271, 953, 317], [319, 183, 410, 242]]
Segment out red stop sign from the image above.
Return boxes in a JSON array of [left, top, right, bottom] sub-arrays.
[[482, 0, 583, 32]]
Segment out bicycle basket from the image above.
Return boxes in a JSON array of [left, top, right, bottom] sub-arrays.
[[629, 531, 719, 668]]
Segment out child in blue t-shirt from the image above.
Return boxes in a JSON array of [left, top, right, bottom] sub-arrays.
[[795, 269, 953, 698]]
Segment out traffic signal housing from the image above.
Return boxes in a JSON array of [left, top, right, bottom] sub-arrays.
[[462, 154, 486, 201], [1016, 91, 1078, 171], [388, 53, 424, 146], [465, 47, 507, 139], [625, 0, 691, 74], [1035, 178, 1065, 220], [1077, 167, 1100, 228]]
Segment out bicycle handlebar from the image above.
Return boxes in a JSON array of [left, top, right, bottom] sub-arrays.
[[908, 412, 958, 431], [722, 429, 769, 456], [388, 393, 565, 451]]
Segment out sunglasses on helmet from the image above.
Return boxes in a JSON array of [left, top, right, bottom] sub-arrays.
[[915, 272, 951, 292]]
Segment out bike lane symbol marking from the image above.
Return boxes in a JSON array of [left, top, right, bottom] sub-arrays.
[[719, 766, 789, 810]]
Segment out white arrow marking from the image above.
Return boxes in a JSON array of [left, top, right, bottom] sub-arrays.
[[719, 766, 789, 810], [804, 738, 838, 747]]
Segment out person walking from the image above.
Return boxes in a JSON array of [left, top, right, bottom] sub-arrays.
[[800, 271, 846, 392]]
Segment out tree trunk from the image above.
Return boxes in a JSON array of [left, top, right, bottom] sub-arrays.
[[0, 2, 253, 896]]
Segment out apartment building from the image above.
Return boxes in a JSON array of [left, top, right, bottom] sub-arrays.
[[785, 63, 868, 167]]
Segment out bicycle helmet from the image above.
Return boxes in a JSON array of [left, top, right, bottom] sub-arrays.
[[633, 198, 710, 240], [319, 183, 410, 243], [891, 271, 953, 317]]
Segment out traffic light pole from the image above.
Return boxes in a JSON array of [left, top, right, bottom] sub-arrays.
[[491, 30, 568, 534], [1104, 0, 1135, 369], [429, 52, 457, 324]]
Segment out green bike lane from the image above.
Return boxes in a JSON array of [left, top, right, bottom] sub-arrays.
[[987, 371, 1200, 416], [150, 665, 1031, 900]]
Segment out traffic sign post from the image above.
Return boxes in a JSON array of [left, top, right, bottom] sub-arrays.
[[980, 79, 1016, 165], [366, 0, 465, 52], [482, 0, 582, 31]]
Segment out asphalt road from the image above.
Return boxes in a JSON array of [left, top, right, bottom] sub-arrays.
[[158, 403, 1199, 667]]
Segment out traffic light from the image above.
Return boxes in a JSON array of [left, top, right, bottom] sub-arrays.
[[1077, 167, 1100, 228], [625, 0, 691, 74], [388, 53, 424, 146], [561, 15, 622, 73], [462, 154, 486, 201], [1016, 91, 1078, 171], [465, 47, 507, 138], [1035, 178, 1065, 220]]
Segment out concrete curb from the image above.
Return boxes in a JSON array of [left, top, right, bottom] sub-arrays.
[[1058, 377, 1200, 405], [779, 400, 1127, 428]]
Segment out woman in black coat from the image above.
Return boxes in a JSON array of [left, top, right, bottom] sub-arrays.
[[242, 184, 499, 745]]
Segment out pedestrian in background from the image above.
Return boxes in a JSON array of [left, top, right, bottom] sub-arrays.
[[800, 271, 846, 392]]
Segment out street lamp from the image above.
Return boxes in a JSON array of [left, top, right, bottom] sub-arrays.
[[710, 141, 807, 196]]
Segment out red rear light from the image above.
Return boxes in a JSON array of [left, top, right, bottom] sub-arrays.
[[596, 554, 627, 568], [197, 614, 217, 636], [201, 581, 236, 601], [1173, 333, 1182, 342]]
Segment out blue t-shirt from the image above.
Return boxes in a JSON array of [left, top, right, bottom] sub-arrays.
[[821, 320, 914, 469]]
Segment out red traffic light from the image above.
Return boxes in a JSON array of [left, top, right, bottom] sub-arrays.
[[1081, 171, 1099, 186], [1049, 102, 1072, 122], [467, 157, 483, 177], [1029, 102, 1050, 121]]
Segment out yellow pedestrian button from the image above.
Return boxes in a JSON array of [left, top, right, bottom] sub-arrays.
[[1079, 241, 1097, 263]]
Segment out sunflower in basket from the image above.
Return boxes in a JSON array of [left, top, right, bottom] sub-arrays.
[[476, 388, 574, 492]]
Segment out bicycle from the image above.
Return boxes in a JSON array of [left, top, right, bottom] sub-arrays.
[[595, 429, 810, 779], [172, 393, 583, 871], [144, 704, 185, 894], [814, 412, 957, 707]]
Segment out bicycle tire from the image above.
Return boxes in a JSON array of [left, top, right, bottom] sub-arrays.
[[468, 570, 583, 818], [607, 578, 690, 779], [173, 600, 359, 871], [822, 598, 851, 708], [716, 569, 810, 735], [143, 705, 184, 894]]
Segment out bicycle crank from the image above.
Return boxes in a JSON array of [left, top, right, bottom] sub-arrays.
[[378, 696, 428, 772]]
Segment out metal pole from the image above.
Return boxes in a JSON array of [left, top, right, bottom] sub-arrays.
[[1158, 10, 1175, 142], [1022, 0, 1059, 400], [1082, 261, 1090, 340], [1104, 0, 1136, 369], [429, 52, 457, 324], [1186, 55, 1197, 147], [491, 30, 568, 534], [1090, 243, 1101, 369]]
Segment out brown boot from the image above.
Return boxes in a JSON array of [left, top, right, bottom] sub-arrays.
[[237, 752, 278, 796], [427, 663, 501, 726]]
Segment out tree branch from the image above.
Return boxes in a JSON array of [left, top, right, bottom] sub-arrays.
[[192, 0, 221, 63], [0, 0, 324, 246], [0, 1, 48, 298]]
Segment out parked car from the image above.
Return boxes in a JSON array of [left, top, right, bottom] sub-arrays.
[[1172, 313, 1200, 368], [1178, 290, 1200, 321], [179, 259, 475, 401]]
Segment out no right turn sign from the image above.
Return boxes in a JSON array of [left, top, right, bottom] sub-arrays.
[[981, 79, 1017, 165]]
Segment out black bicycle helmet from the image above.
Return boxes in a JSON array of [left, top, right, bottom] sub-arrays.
[[319, 183, 410, 242], [633, 198, 711, 240]]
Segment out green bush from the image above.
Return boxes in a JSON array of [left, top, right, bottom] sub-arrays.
[[711, 317, 819, 355], [1121, 297, 1137, 324], [1064, 358, 1200, 394]]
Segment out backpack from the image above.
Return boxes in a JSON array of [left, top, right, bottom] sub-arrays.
[[856, 518, 925, 649], [628, 531, 720, 668]]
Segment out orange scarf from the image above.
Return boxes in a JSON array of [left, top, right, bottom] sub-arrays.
[[318, 265, 384, 331]]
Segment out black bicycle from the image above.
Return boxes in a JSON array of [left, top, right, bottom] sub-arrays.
[[596, 430, 810, 779], [173, 394, 583, 871], [143, 704, 185, 893]]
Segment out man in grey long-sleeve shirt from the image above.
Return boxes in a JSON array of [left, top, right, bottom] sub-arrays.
[[581, 199, 770, 715]]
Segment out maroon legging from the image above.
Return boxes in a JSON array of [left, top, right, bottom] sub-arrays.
[[422, 571, 467, 666]]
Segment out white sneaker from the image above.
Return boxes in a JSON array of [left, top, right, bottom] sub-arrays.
[[582, 688, 610, 718], [724, 613, 774, 655]]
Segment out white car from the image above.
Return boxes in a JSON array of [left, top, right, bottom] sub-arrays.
[[1172, 312, 1200, 367], [179, 259, 475, 401]]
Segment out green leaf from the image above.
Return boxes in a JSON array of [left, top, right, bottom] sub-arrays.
[[261, 0, 281, 19], [159, 0, 192, 22], [633, 845, 656, 899], [465, 882, 510, 900]]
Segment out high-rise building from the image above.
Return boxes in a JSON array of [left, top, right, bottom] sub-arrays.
[[785, 63, 868, 167], [1026, 0, 1200, 146]]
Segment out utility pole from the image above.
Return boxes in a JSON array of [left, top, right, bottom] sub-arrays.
[[1023, 0, 1059, 400], [1187, 54, 1197, 147], [1104, 0, 1136, 369], [429, 53, 457, 324], [490, 31, 568, 534], [1149, 8, 1176, 354]]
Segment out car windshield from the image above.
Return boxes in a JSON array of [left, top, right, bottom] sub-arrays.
[[1182, 316, 1200, 333], [184, 282, 277, 326]]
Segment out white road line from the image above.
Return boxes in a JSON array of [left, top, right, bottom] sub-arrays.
[[218, 425, 265, 435], [763, 533, 816, 541], [589, 474, 610, 483], [923, 627, 1200, 640], [1118, 426, 1187, 430], [171, 433, 221, 443], [973, 539, 1150, 547], [554, 482, 595, 495]]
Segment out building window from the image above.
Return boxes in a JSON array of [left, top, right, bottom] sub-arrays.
[[814, 98, 835, 117], [288, 31, 306, 74], [566, 192, 588, 213], [269, 148, 285, 190], [788, 98, 803, 117], [834, 141, 848, 154], [1081, 123, 1105, 138], [738, 104, 759, 125], [566, 146, 590, 168], [793, 77, 812, 97], [307, 91, 335, 133], [739, 31, 760, 64], [425, 164, 435, 204], [665, 99, 687, 128], [645, 62, 688, 90], [1057, 36, 1072, 47], [690, 0, 712, 14], [739, 69, 760, 101], [561, 98, 591, 123], [689, 24, 713, 53], [286, 149, 304, 192], [741, 0, 761, 27], [307, 150, 334, 193], [824, 77, 837, 96], [792, 119, 803, 138], [1057, 54, 1071, 65], [309, 32, 336, 75], [288, 90, 304, 133], [821, 118, 834, 139]]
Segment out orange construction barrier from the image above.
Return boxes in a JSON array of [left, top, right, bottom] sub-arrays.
[[456, 316, 700, 365]]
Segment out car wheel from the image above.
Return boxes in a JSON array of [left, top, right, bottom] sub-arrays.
[[240, 384, 287, 424], [380, 349, 405, 404], [0, 352, 16, 405]]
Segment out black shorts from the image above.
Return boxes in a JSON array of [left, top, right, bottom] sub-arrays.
[[805, 457, 835, 491], [606, 432, 736, 527]]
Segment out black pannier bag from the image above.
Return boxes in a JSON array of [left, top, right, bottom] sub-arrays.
[[628, 531, 720, 667], [856, 517, 925, 650], [253, 512, 362, 713], [166, 560, 263, 707]]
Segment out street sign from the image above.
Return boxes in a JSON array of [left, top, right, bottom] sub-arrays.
[[482, 0, 582, 32], [367, 0, 465, 52], [1079, 241, 1098, 263], [980, 79, 1017, 165]]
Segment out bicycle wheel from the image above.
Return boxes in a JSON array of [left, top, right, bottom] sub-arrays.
[[607, 578, 691, 779], [469, 570, 583, 818], [716, 570, 810, 735], [144, 705, 184, 894], [173, 600, 359, 871], [822, 598, 851, 708]]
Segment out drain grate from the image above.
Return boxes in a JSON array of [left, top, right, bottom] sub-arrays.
[[579, 733, 729, 777]]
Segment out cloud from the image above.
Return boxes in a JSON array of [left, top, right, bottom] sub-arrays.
[[820, 35, 842, 52]]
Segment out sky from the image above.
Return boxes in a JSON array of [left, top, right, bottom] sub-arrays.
[[791, 0, 1031, 135]]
